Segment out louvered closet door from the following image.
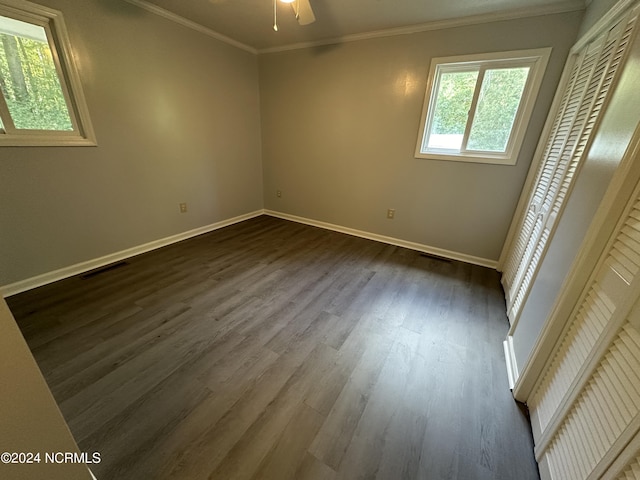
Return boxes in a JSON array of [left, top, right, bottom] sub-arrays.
[[529, 188, 640, 480], [501, 14, 637, 324], [615, 456, 640, 480]]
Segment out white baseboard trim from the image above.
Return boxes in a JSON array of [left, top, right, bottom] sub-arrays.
[[2, 209, 498, 297], [264, 210, 498, 269], [504, 335, 519, 390], [1, 210, 263, 298]]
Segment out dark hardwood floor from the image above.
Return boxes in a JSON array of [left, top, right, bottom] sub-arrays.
[[7, 215, 539, 480]]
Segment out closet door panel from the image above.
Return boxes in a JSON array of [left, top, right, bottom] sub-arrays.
[[501, 12, 637, 325]]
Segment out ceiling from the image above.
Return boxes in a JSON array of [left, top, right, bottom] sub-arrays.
[[137, 0, 585, 52]]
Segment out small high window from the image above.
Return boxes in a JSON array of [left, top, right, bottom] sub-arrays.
[[0, 1, 95, 146], [415, 48, 551, 165]]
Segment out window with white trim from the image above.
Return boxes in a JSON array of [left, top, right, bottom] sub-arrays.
[[0, 0, 95, 146], [415, 48, 551, 165]]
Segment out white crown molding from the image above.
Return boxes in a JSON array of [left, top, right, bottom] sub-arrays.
[[0, 210, 263, 297], [122, 0, 258, 54], [264, 210, 498, 269], [259, 0, 586, 54], [122, 0, 584, 55]]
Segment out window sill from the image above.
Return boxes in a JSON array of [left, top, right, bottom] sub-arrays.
[[0, 135, 97, 147], [414, 151, 517, 166]]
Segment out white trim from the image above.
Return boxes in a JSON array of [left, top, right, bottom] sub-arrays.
[[1, 208, 500, 297], [574, 0, 640, 51], [259, 0, 585, 54], [414, 48, 551, 166], [0, 210, 263, 297], [0, 0, 97, 146], [264, 210, 498, 269], [120, 0, 583, 55], [601, 430, 640, 479], [589, 415, 640, 478], [503, 335, 519, 390], [538, 455, 553, 480], [89, 468, 97, 480], [122, 0, 257, 54]]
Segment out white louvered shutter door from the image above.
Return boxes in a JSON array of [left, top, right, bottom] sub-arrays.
[[615, 457, 640, 480], [501, 55, 582, 304], [524, 37, 640, 473], [529, 183, 640, 480], [501, 13, 636, 324]]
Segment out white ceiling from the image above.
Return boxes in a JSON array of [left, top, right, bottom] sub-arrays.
[[136, 0, 585, 52]]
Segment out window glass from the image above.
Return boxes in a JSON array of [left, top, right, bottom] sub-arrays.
[[0, 3, 95, 146], [415, 48, 551, 165], [467, 67, 529, 152], [0, 15, 73, 131], [426, 70, 478, 151]]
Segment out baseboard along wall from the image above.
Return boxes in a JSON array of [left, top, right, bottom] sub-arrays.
[[264, 210, 498, 269], [2, 209, 498, 297], [0, 211, 263, 297]]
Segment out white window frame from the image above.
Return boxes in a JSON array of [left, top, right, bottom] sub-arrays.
[[415, 48, 551, 165], [0, 0, 95, 146]]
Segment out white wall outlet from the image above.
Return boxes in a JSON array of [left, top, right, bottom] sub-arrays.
[[276, 190, 282, 198], [179, 202, 187, 213], [387, 208, 395, 219]]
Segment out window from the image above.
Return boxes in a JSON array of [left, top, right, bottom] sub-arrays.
[[0, 1, 95, 146], [415, 48, 551, 165]]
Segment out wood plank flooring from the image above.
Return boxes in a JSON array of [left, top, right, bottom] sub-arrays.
[[7, 216, 540, 480]]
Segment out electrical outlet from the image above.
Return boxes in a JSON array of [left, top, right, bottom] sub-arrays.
[[179, 202, 187, 213], [276, 190, 282, 198], [387, 208, 395, 219]]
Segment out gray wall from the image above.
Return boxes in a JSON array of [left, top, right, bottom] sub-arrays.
[[512, 13, 640, 372], [259, 12, 583, 263], [0, 0, 263, 287], [0, 2, 584, 286]]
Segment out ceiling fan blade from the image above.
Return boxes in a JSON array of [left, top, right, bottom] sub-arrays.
[[292, 0, 315, 25]]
